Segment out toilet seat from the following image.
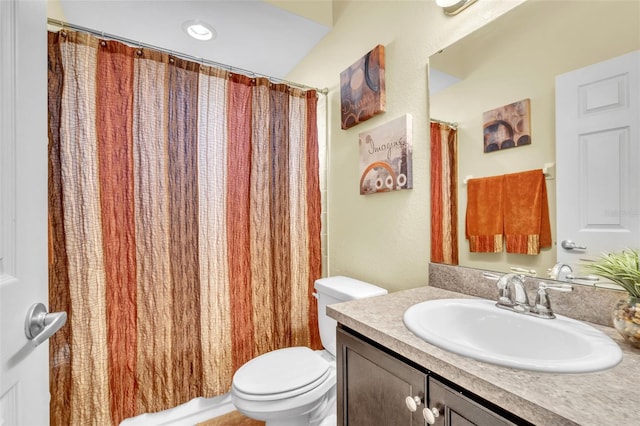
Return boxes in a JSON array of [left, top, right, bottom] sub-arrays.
[[232, 347, 330, 401]]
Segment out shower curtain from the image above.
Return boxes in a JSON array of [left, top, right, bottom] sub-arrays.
[[47, 30, 322, 425], [430, 121, 458, 265]]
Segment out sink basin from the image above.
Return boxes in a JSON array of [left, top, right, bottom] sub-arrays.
[[403, 298, 622, 373]]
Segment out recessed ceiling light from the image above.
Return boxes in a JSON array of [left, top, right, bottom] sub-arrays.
[[435, 0, 478, 16], [182, 20, 217, 41]]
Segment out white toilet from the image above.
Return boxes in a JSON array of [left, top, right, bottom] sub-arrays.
[[231, 276, 387, 426]]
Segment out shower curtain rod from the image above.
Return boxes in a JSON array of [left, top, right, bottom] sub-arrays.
[[47, 18, 329, 95], [430, 118, 458, 128]]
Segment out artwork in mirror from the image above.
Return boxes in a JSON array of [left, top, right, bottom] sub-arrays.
[[428, 0, 640, 282], [482, 98, 531, 153]]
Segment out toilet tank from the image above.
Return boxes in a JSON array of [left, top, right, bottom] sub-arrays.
[[314, 276, 387, 357]]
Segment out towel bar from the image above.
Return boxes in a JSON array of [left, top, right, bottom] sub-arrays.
[[463, 163, 555, 185]]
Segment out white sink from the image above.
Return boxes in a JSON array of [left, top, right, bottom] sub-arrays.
[[403, 298, 622, 373]]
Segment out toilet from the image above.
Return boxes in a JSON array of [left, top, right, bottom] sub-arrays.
[[231, 276, 387, 426]]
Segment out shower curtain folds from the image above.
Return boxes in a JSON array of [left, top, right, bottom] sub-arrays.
[[47, 30, 322, 426], [430, 121, 459, 265]]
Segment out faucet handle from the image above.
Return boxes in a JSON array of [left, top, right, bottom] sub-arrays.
[[509, 266, 537, 277], [539, 282, 573, 292], [532, 282, 573, 318], [565, 274, 600, 282], [482, 272, 502, 281]]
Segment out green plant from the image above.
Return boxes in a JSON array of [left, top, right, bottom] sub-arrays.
[[582, 249, 640, 298]]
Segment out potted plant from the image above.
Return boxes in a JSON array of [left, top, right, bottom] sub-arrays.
[[583, 248, 640, 349]]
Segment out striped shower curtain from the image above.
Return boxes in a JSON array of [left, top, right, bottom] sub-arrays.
[[47, 30, 322, 425], [430, 121, 458, 265]]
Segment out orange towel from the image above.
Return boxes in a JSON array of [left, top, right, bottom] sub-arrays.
[[503, 169, 552, 254], [465, 175, 504, 252]]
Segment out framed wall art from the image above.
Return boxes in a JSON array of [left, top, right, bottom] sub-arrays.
[[482, 98, 531, 153], [359, 114, 412, 195], [340, 44, 386, 130]]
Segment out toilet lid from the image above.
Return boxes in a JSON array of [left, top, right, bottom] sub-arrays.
[[233, 347, 329, 396]]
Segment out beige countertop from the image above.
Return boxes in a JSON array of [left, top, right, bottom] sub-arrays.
[[327, 286, 640, 426]]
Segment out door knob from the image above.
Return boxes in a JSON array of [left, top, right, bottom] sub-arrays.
[[24, 303, 67, 348], [560, 240, 587, 250]]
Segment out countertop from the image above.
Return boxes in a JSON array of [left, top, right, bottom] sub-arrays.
[[327, 286, 640, 426]]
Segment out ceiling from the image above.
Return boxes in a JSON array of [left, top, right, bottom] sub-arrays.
[[55, 0, 332, 79]]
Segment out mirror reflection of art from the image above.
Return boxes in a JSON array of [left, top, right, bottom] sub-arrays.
[[482, 98, 531, 153], [359, 114, 412, 195], [340, 45, 386, 130]]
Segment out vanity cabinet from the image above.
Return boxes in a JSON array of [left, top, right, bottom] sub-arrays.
[[337, 327, 426, 425], [337, 327, 526, 426]]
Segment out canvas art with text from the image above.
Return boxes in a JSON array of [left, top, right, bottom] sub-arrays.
[[359, 114, 413, 195]]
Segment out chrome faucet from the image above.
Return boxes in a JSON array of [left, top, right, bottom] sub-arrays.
[[496, 274, 530, 313], [493, 273, 573, 319]]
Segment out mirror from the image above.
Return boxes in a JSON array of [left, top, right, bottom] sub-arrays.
[[428, 0, 640, 280]]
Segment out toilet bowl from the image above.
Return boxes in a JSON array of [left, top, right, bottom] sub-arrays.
[[230, 276, 387, 426], [232, 347, 336, 425]]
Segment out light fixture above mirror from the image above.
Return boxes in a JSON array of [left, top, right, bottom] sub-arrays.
[[435, 0, 478, 16]]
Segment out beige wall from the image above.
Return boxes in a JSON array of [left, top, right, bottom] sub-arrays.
[[47, 0, 64, 21], [265, 0, 333, 27], [287, 0, 525, 292]]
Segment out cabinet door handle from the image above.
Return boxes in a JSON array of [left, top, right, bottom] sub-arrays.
[[404, 395, 422, 412], [423, 406, 441, 424]]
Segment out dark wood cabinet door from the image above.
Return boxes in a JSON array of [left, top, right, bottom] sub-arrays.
[[428, 377, 516, 426], [337, 328, 427, 426]]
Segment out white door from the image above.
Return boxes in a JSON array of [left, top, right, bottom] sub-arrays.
[[556, 50, 640, 274], [1, 0, 51, 424]]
